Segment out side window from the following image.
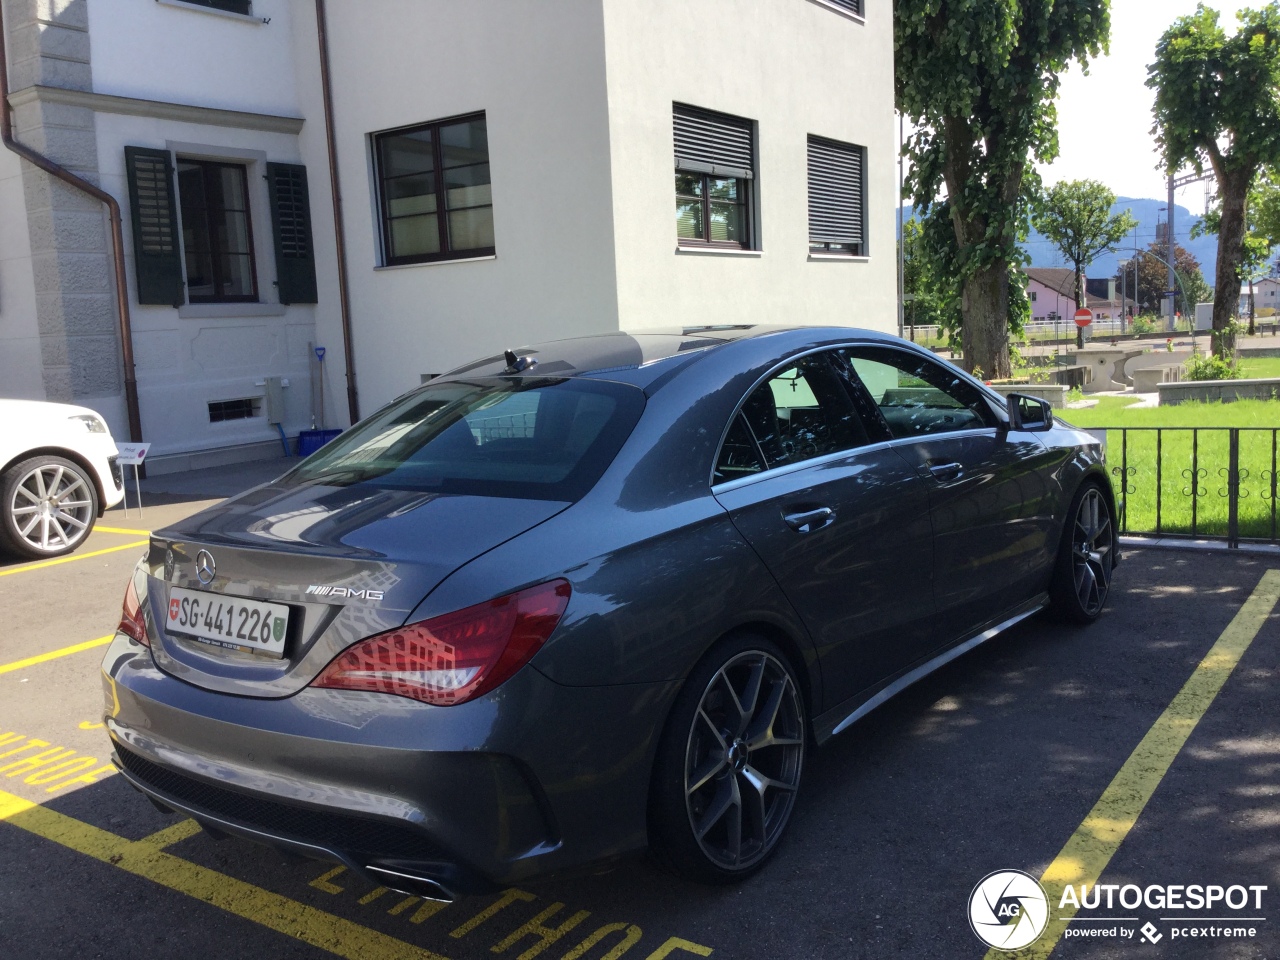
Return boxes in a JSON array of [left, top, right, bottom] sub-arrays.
[[177, 159, 258, 303], [375, 113, 493, 266], [713, 414, 767, 484], [726, 352, 869, 474], [674, 104, 755, 250], [843, 347, 996, 439]]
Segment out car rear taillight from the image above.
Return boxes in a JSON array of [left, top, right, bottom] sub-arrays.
[[312, 579, 571, 706], [119, 577, 148, 646]]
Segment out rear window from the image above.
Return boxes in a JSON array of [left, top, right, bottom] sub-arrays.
[[285, 377, 644, 501]]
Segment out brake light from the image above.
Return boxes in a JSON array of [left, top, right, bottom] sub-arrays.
[[119, 577, 148, 646], [312, 579, 571, 706]]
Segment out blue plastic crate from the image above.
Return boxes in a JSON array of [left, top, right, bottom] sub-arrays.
[[297, 428, 342, 457]]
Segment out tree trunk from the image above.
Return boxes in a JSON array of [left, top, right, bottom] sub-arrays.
[[1249, 276, 1256, 337], [960, 263, 1011, 379], [1213, 169, 1250, 358]]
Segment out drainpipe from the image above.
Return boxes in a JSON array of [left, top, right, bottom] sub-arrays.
[[314, 0, 359, 425], [0, 6, 143, 444]]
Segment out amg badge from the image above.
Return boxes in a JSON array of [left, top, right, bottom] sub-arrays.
[[306, 585, 385, 600]]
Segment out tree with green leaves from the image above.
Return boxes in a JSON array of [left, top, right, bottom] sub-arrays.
[[1116, 242, 1210, 317], [896, 0, 1110, 378], [901, 216, 962, 341], [1194, 169, 1280, 333], [1148, 3, 1280, 355], [1033, 180, 1136, 346]]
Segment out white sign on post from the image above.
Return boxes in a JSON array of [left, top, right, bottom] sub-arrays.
[[115, 443, 151, 517], [115, 443, 151, 466]]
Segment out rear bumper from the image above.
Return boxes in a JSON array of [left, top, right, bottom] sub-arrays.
[[101, 635, 678, 891], [111, 742, 480, 899]]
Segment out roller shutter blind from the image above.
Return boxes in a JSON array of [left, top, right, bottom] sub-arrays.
[[266, 162, 318, 304], [673, 104, 754, 180], [124, 146, 185, 306], [807, 135, 865, 251], [187, 0, 252, 14], [823, 0, 864, 15]]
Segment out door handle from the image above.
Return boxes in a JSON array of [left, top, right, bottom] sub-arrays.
[[927, 461, 964, 481], [783, 506, 836, 534]]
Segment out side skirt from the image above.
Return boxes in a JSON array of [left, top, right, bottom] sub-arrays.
[[814, 594, 1048, 744]]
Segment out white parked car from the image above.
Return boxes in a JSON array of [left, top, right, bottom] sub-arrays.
[[0, 400, 126, 559]]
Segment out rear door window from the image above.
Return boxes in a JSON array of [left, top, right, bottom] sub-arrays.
[[716, 351, 870, 480], [287, 377, 644, 501]]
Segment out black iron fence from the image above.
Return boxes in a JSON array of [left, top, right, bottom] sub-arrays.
[[1093, 427, 1280, 548]]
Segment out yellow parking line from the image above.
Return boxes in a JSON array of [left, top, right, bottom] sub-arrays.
[[0, 540, 147, 577], [96, 526, 151, 536], [990, 568, 1280, 960], [0, 636, 114, 676], [136, 818, 203, 851], [0, 789, 450, 960]]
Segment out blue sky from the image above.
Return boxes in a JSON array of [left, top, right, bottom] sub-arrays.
[[1036, 0, 1256, 215]]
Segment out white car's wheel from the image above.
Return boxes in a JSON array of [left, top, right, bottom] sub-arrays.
[[1, 455, 99, 560]]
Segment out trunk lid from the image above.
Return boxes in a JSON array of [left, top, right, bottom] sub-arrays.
[[145, 481, 568, 697]]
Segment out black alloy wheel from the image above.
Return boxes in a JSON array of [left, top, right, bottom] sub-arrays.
[[651, 636, 805, 882], [1051, 482, 1115, 623]]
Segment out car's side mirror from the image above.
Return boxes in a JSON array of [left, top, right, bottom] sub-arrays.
[[1006, 393, 1054, 432]]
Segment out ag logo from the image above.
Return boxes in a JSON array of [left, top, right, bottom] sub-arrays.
[[968, 870, 1050, 951]]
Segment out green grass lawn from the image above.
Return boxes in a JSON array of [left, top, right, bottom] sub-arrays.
[[1059, 399, 1279, 540], [1062, 397, 1280, 428], [1239, 356, 1280, 379]]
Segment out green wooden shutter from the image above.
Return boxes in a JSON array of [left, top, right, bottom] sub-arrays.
[[124, 147, 184, 306], [266, 162, 318, 304]]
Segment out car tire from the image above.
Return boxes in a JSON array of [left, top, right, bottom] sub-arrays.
[[649, 633, 806, 883], [0, 455, 100, 560], [1048, 480, 1116, 625]]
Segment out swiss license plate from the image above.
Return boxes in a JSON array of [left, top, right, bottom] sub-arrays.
[[167, 587, 290, 658]]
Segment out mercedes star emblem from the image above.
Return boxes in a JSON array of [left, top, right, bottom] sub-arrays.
[[195, 549, 216, 585]]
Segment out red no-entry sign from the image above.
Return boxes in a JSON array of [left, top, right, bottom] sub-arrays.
[[1074, 308, 1093, 328]]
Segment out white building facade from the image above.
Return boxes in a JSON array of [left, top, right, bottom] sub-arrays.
[[1, 0, 895, 471]]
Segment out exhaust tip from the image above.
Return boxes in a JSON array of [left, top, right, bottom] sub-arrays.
[[364, 865, 456, 903]]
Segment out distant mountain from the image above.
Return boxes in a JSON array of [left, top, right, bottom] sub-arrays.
[[899, 197, 1219, 284]]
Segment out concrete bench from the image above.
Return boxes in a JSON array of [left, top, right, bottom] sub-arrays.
[[986, 384, 1069, 409], [1048, 365, 1092, 389], [1132, 365, 1182, 392], [1078, 347, 1145, 392], [1158, 377, 1280, 405]]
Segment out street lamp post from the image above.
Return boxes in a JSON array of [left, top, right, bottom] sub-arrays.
[[1118, 259, 1131, 334]]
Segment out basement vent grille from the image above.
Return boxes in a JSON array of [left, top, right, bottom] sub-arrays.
[[208, 398, 260, 423]]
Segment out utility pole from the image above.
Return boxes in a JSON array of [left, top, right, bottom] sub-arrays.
[[897, 114, 905, 340], [1133, 226, 1140, 317], [1167, 170, 1215, 330], [1167, 173, 1176, 330]]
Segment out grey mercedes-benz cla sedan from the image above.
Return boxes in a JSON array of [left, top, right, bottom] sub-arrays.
[[102, 325, 1116, 899]]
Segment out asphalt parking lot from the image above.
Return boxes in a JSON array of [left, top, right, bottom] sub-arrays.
[[1, 486, 1279, 960]]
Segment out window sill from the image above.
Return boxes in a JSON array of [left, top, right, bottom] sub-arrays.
[[805, 0, 865, 24], [675, 246, 762, 258], [808, 254, 870, 262], [178, 302, 288, 318], [155, 0, 261, 24], [375, 255, 497, 271]]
